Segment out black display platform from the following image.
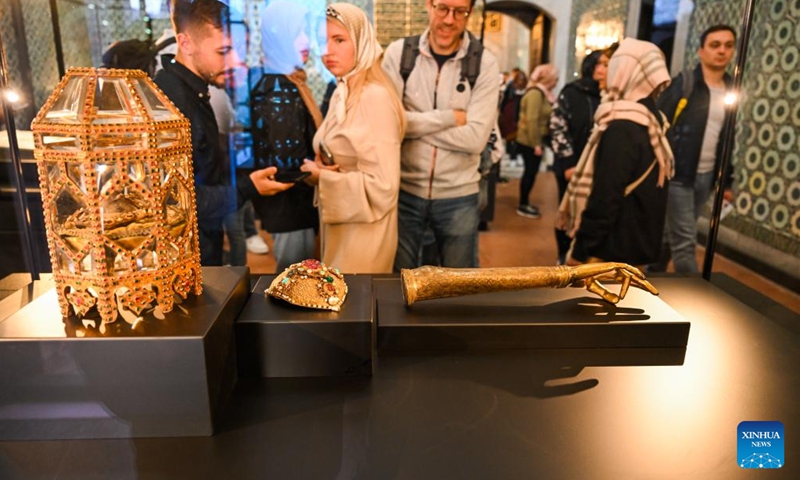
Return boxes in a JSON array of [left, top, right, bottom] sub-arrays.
[[235, 275, 375, 378], [0, 266, 249, 440], [375, 278, 690, 352], [1, 277, 797, 479]]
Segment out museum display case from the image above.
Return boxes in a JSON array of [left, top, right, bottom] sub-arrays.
[[0, 1, 797, 478], [32, 67, 202, 327]]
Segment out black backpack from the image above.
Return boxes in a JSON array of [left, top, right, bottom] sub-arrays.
[[398, 31, 484, 96], [397, 32, 497, 210]]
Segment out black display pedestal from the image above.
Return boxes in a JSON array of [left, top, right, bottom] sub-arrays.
[[0, 266, 249, 440], [235, 275, 375, 378], [375, 278, 690, 353]]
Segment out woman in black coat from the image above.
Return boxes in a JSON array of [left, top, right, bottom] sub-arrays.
[[548, 49, 608, 264]]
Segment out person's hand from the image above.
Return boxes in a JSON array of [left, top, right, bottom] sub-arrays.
[[301, 157, 338, 185], [534, 145, 543, 156], [564, 167, 576, 181], [565, 256, 581, 266], [453, 109, 467, 126], [249, 166, 294, 196]]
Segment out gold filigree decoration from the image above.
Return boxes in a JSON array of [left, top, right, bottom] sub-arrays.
[[32, 68, 203, 327]]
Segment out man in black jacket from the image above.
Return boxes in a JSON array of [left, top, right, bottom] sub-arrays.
[[652, 25, 736, 273], [155, 0, 291, 265]]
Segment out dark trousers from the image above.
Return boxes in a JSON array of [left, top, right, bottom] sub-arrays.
[[198, 223, 225, 266], [518, 144, 542, 206], [554, 167, 572, 263]]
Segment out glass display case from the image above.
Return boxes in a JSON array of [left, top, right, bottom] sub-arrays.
[[32, 67, 202, 326]]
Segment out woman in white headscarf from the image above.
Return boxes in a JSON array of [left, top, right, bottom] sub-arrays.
[[301, 3, 405, 273], [250, 1, 321, 271], [558, 38, 674, 266]]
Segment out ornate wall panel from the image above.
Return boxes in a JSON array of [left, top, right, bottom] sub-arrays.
[[374, 0, 484, 48], [23, 1, 61, 128], [58, 2, 95, 71], [375, 0, 428, 46], [0, 0, 23, 125]]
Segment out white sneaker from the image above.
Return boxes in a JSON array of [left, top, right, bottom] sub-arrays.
[[246, 235, 269, 254]]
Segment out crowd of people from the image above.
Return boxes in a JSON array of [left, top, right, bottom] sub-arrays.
[[102, 0, 736, 275]]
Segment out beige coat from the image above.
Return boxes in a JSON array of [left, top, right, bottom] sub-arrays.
[[516, 88, 552, 148], [314, 82, 402, 273]]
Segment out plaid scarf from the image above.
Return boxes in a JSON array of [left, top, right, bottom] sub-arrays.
[[556, 38, 674, 238]]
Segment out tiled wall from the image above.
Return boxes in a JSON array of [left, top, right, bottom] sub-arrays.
[[374, 0, 484, 47], [688, 0, 800, 257]]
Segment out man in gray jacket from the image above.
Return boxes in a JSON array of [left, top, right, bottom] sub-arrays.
[[383, 0, 499, 269]]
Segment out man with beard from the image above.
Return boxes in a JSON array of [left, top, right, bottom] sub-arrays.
[[383, 0, 499, 269], [155, 0, 291, 265]]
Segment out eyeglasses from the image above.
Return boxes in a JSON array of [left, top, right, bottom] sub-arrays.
[[432, 3, 471, 20]]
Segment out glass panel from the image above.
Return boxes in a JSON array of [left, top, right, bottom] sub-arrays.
[[79, 252, 93, 273], [53, 184, 86, 227], [41, 134, 81, 152], [46, 162, 62, 187], [164, 241, 180, 264], [53, 183, 89, 255], [91, 131, 147, 150], [43, 76, 87, 124], [176, 154, 190, 179], [95, 162, 119, 195], [156, 128, 183, 148], [92, 77, 143, 124], [127, 160, 153, 191], [163, 180, 190, 240], [56, 244, 76, 273], [66, 162, 87, 194], [100, 190, 151, 252], [132, 77, 180, 122], [135, 240, 158, 271], [104, 244, 128, 276]]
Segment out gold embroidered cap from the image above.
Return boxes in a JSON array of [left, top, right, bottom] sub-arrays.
[[266, 259, 348, 311]]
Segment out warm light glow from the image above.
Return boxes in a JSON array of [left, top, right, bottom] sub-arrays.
[[724, 92, 738, 106], [4, 89, 20, 103], [575, 20, 622, 56]]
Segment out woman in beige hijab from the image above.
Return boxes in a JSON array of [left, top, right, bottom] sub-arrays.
[[558, 38, 673, 266], [302, 3, 405, 273]]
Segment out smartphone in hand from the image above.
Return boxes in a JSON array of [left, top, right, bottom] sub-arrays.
[[319, 141, 335, 166], [274, 170, 311, 183]]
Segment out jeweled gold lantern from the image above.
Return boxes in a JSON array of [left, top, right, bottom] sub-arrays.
[[32, 67, 202, 329]]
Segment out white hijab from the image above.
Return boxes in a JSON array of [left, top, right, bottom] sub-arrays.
[[325, 3, 382, 124], [260, 1, 309, 75]]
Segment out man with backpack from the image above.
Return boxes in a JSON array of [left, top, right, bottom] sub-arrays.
[[651, 25, 736, 274], [383, 0, 499, 269]]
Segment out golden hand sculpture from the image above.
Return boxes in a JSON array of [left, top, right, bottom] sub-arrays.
[[401, 263, 658, 306]]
